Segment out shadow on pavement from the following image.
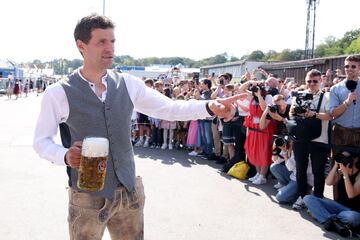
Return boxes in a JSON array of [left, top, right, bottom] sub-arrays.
[[133, 146, 356, 240]]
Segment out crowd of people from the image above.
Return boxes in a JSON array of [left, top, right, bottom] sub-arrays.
[[4, 77, 56, 99], [132, 55, 360, 238]]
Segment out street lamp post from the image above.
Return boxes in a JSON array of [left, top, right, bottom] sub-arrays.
[[103, 0, 105, 15]]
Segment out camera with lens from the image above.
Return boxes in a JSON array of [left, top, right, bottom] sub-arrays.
[[291, 91, 314, 115], [269, 105, 279, 113], [266, 104, 279, 120], [249, 85, 259, 92], [249, 83, 266, 93], [333, 152, 354, 167], [272, 135, 288, 156], [219, 79, 224, 85]]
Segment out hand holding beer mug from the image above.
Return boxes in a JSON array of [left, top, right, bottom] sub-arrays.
[[78, 137, 109, 192]]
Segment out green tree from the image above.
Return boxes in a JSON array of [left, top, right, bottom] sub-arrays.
[[247, 50, 265, 61], [230, 56, 240, 62], [272, 49, 302, 61], [263, 50, 278, 61], [345, 36, 360, 54], [314, 36, 343, 57], [338, 29, 360, 49]]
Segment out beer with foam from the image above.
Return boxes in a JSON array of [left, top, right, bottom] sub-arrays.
[[78, 137, 109, 191]]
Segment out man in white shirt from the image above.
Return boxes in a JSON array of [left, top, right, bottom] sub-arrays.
[[33, 14, 244, 240]]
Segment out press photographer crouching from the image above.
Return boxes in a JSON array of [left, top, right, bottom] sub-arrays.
[[288, 69, 333, 209], [259, 94, 291, 188], [270, 138, 314, 205], [304, 151, 360, 237]]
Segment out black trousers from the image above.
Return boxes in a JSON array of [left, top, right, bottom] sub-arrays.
[[233, 116, 247, 161], [151, 127, 163, 146], [293, 141, 329, 198]]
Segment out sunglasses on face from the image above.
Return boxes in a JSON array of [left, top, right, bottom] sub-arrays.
[[306, 79, 319, 84], [345, 65, 357, 69]]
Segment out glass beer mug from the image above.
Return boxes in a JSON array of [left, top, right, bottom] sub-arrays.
[[77, 137, 109, 191]]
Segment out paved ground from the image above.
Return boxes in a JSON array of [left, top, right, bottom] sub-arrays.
[[0, 93, 349, 240]]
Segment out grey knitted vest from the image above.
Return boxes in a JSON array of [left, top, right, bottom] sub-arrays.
[[59, 70, 135, 198]]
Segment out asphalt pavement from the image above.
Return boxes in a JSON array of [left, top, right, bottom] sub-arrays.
[[0, 92, 349, 240]]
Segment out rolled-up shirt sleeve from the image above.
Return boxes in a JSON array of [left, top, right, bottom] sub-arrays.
[[123, 73, 211, 120], [329, 86, 342, 114]]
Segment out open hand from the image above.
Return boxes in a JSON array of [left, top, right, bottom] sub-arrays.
[[209, 93, 247, 121]]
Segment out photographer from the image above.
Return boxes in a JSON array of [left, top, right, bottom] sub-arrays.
[[290, 69, 332, 209], [271, 140, 314, 204], [304, 151, 360, 237], [260, 94, 291, 189], [260, 94, 291, 136], [239, 80, 274, 184]]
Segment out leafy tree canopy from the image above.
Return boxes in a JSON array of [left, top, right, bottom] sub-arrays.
[[20, 28, 360, 74]]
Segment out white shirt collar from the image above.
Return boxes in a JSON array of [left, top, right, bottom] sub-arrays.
[[77, 68, 108, 86], [77, 68, 108, 101]]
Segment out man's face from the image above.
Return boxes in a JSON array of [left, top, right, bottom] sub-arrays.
[[77, 28, 115, 71], [344, 60, 360, 80], [306, 76, 321, 92], [321, 75, 328, 82]]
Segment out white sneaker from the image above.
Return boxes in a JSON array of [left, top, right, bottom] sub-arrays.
[[143, 141, 149, 148], [188, 150, 198, 156], [252, 175, 267, 185], [273, 182, 284, 189], [168, 144, 173, 150], [161, 143, 167, 150], [292, 196, 305, 210], [248, 173, 260, 182], [134, 139, 144, 147]]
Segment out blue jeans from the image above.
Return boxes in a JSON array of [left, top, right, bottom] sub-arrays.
[[270, 163, 291, 186], [199, 120, 213, 155], [276, 180, 298, 204], [303, 195, 360, 227]]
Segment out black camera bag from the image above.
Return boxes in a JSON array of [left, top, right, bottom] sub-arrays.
[[286, 92, 324, 142]]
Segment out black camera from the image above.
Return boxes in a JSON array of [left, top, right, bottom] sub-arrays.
[[266, 104, 279, 120], [219, 79, 224, 85], [333, 152, 354, 167], [269, 105, 279, 113], [249, 85, 259, 92], [274, 135, 287, 147], [272, 135, 288, 156], [291, 91, 314, 115]]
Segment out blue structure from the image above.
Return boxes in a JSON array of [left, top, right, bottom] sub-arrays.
[[0, 59, 23, 79]]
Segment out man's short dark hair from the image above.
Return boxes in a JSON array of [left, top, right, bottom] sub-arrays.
[[345, 55, 360, 63], [306, 69, 321, 80], [74, 13, 115, 44]]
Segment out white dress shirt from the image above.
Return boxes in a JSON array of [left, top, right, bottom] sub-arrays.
[[33, 69, 210, 166]]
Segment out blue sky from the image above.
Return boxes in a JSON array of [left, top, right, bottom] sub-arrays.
[[1, 0, 359, 62]]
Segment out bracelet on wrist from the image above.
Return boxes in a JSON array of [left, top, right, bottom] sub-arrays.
[[205, 101, 215, 116]]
